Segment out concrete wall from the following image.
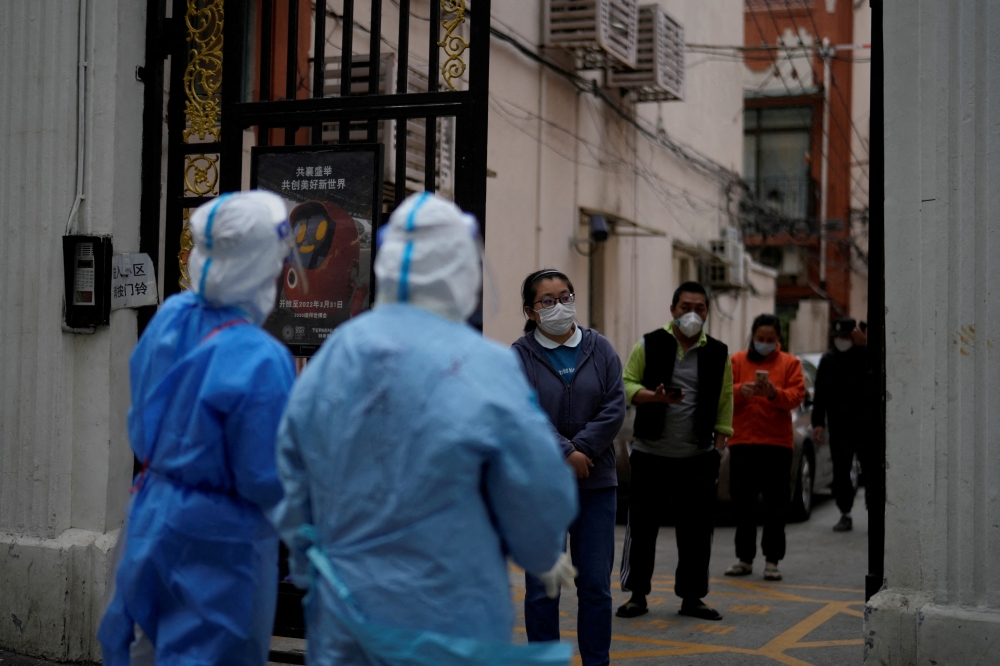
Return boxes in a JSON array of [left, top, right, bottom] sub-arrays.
[[865, 1, 1000, 663], [788, 299, 830, 354], [712, 260, 779, 353], [483, 0, 769, 358], [0, 0, 142, 660]]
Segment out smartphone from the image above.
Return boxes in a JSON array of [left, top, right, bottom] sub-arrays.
[[755, 370, 769, 384], [664, 386, 684, 398]]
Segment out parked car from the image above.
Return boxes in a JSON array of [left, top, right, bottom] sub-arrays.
[[614, 354, 860, 523]]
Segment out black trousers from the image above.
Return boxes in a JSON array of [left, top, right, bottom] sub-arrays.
[[729, 445, 793, 564], [620, 448, 720, 601], [830, 428, 868, 514]]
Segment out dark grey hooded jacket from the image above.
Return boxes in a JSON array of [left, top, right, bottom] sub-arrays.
[[512, 327, 626, 490]]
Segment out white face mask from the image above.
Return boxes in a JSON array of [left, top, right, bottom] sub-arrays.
[[675, 311, 704, 338], [754, 341, 777, 357], [537, 302, 576, 336], [834, 338, 853, 352]]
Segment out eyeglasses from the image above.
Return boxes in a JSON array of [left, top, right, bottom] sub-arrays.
[[533, 293, 575, 310]]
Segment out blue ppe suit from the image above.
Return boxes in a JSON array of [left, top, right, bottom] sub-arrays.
[[98, 292, 295, 666], [271, 304, 579, 665]]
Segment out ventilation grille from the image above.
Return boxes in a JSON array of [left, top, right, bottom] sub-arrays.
[[544, 0, 639, 69], [606, 4, 683, 102]]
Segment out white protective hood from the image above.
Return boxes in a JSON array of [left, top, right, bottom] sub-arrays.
[[188, 191, 291, 324], [374, 192, 481, 322]]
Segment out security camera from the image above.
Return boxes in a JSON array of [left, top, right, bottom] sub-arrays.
[[589, 214, 609, 243]]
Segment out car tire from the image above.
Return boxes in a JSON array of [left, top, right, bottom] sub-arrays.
[[789, 448, 814, 522]]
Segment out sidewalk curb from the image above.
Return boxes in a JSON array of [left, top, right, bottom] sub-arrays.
[[0, 650, 93, 666]]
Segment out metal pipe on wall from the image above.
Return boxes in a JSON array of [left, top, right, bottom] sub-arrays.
[[866, 0, 885, 603]]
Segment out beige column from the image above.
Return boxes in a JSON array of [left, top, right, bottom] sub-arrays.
[[0, 0, 143, 660], [867, 1, 1000, 663]]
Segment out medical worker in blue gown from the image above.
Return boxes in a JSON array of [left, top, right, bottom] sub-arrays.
[[98, 192, 298, 666], [270, 192, 580, 666]]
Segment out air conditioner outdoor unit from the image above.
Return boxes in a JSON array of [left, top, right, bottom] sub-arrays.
[[708, 228, 745, 289], [544, 0, 640, 70], [606, 4, 684, 102], [321, 54, 455, 201]]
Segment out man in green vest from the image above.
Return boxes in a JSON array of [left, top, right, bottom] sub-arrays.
[[617, 281, 734, 621]]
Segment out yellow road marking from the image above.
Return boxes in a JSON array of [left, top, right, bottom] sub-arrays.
[[557, 629, 759, 655], [707, 590, 804, 601], [513, 573, 866, 664], [759, 602, 848, 648], [759, 582, 865, 594], [722, 579, 820, 603], [688, 622, 737, 635], [608, 648, 716, 658], [729, 603, 772, 614]]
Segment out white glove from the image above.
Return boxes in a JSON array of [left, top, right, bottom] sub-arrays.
[[537, 553, 578, 598]]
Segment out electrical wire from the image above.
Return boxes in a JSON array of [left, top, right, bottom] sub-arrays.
[[65, 0, 88, 235], [687, 34, 872, 163], [745, 6, 865, 218], [489, 93, 725, 220], [775, 0, 871, 187], [749, 5, 870, 203], [488, 26, 743, 188], [304, 8, 842, 247], [801, 2, 872, 158], [387, 0, 429, 21]]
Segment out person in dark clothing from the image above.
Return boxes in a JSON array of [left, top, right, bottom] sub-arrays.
[[617, 282, 733, 622], [512, 269, 627, 666], [812, 317, 869, 532]]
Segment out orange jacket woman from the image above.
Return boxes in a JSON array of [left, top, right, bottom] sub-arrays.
[[730, 348, 805, 449], [724, 314, 805, 582]]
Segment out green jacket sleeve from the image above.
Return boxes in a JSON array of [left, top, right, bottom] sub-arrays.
[[622, 340, 646, 406], [715, 355, 734, 436]]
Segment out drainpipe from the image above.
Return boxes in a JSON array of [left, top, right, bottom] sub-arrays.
[[818, 38, 832, 291]]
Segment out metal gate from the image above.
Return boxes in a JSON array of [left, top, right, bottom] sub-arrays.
[[137, 0, 492, 642], [140, 0, 491, 317]]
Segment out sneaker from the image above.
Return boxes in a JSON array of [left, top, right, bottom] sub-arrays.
[[616, 596, 648, 618], [763, 564, 782, 581], [833, 515, 853, 532]]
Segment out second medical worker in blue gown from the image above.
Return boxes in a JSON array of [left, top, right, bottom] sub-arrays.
[[270, 192, 579, 666], [98, 192, 297, 666]]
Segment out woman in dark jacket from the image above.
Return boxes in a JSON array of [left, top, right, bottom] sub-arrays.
[[511, 269, 626, 666]]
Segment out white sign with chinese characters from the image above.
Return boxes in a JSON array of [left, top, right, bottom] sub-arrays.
[[111, 253, 158, 310]]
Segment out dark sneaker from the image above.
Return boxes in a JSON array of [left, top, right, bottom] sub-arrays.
[[616, 598, 648, 618], [678, 599, 723, 621], [833, 515, 853, 532]]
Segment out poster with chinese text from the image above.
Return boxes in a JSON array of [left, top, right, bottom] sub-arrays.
[[251, 144, 384, 357]]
